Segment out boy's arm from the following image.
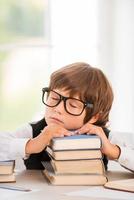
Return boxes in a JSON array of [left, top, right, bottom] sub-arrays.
[[0, 124, 32, 160], [118, 146, 134, 172], [77, 123, 121, 160], [25, 124, 74, 154], [109, 131, 134, 172], [78, 124, 134, 171], [0, 123, 73, 160]]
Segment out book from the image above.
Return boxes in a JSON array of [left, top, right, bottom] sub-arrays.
[[42, 162, 107, 185], [49, 134, 101, 151], [0, 174, 16, 183], [0, 160, 15, 175], [104, 179, 134, 193], [46, 146, 102, 160], [42, 159, 105, 174]]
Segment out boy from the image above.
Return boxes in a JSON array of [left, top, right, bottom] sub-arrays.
[[0, 62, 134, 171]]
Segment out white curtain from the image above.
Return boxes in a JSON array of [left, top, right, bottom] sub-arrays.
[[50, 0, 134, 132]]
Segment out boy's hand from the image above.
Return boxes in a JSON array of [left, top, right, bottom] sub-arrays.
[[42, 123, 74, 140], [77, 123, 121, 160]]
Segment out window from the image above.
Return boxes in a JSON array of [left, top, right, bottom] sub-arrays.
[[0, 0, 51, 130]]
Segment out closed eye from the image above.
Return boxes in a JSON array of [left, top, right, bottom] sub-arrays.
[[69, 102, 79, 108], [51, 97, 60, 101]]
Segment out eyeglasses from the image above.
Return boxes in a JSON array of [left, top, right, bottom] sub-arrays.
[[42, 87, 93, 116]]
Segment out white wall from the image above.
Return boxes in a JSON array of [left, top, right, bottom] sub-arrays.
[[97, 0, 134, 132], [50, 0, 98, 70], [50, 0, 134, 132]]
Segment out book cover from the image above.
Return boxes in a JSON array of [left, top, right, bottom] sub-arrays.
[[0, 160, 15, 175], [42, 165, 107, 185], [49, 134, 101, 151], [104, 179, 134, 193], [46, 146, 102, 160]]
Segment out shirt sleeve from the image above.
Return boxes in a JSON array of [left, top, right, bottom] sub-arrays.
[[109, 131, 134, 172], [0, 124, 33, 160]]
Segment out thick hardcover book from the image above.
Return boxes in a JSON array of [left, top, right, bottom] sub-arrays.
[[42, 162, 107, 186], [46, 146, 102, 160], [104, 179, 134, 193], [0, 160, 15, 175], [42, 159, 105, 174], [49, 134, 101, 151]]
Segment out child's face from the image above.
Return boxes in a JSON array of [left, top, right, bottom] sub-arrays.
[[44, 88, 86, 130]]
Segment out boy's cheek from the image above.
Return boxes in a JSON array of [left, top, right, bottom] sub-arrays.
[[44, 109, 50, 124], [44, 107, 51, 119]]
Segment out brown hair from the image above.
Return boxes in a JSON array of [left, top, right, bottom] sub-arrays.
[[49, 62, 114, 127]]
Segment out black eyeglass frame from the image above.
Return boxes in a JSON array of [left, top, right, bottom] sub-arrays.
[[42, 87, 93, 116]]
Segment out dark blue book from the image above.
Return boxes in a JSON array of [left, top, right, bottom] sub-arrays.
[[49, 134, 101, 151]]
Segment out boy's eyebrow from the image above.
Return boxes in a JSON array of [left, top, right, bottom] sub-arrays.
[[52, 88, 91, 103], [52, 89, 74, 98]]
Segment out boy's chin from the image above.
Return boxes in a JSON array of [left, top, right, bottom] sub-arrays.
[[64, 125, 80, 131], [47, 120, 65, 128]]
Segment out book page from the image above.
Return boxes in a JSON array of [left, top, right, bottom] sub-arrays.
[[65, 186, 134, 200]]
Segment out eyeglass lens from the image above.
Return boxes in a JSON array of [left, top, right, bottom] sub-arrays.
[[43, 90, 85, 115]]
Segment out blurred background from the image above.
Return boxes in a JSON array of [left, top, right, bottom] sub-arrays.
[[0, 0, 134, 133]]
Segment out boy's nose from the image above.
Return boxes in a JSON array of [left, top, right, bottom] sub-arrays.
[[54, 100, 65, 113]]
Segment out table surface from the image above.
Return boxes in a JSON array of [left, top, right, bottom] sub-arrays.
[[0, 160, 134, 200]]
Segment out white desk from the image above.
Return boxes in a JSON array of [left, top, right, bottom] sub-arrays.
[[1, 162, 134, 200]]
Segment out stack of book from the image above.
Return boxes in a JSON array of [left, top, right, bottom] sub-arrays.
[[42, 134, 107, 185], [0, 160, 15, 183]]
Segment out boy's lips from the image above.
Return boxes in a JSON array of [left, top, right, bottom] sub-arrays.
[[50, 117, 64, 124]]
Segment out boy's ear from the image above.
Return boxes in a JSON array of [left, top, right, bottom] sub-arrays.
[[89, 113, 99, 124]]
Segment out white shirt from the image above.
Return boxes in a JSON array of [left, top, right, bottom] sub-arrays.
[[0, 125, 134, 172]]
